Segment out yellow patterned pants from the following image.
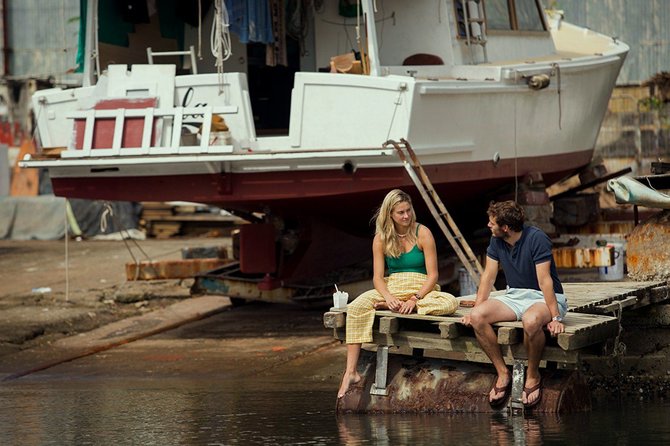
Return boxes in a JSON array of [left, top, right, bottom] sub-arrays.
[[345, 272, 458, 344]]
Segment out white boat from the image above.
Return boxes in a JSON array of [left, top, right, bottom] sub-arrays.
[[21, 0, 628, 288]]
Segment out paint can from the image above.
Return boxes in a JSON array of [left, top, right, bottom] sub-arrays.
[[598, 242, 625, 281]]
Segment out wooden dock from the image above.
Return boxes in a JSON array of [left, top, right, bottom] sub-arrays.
[[324, 280, 670, 368]]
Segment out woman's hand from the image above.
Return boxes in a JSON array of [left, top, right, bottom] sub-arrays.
[[398, 297, 417, 314], [384, 295, 401, 312]]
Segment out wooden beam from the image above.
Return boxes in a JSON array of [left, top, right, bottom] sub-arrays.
[[125, 258, 233, 280], [558, 319, 619, 350], [379, 316, 399, 334], [436, 321, 462, 339], [323, 311, 346, 329], [497, 326, 522, 345], [372, 332, 581, 366], [334, 327, 346, 340], [593, 296, 639, 314]]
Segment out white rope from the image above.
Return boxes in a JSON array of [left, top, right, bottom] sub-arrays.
[[356, 0, 361, 44], [552, 62, 562, 130], [611, 300, 627, 357], [211, 0, 232, 94], [198, 0, 202, 59], [385, 89, 403, 142], [514, 97, 519, 202], [100, 202, 113, 233]]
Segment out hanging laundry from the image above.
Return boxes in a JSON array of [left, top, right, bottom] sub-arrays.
[[266, 0, 287, 67], [226, 0, 274, 44]]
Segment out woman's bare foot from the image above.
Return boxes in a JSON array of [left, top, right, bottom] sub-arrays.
[[337, 371, 362, 399], [373, 301, 389, 310]]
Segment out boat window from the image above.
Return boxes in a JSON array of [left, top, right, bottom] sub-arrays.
[[485, 0, 512, 31], [515, 0, 545, 31], [480, 0, 547, 32]]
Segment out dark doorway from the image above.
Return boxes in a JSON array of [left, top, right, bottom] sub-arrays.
[[246, 36, 301, 136]]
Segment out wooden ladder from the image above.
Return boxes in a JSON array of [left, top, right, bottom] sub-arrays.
[[385, 138, 484, 288]]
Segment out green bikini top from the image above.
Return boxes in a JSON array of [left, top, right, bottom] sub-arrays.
[[385, 225, 427, 275]]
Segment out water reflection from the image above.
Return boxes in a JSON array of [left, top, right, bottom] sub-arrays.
[[336, 412, 568, 445], [2, 380, 670, 445], [336, 402, 670, 445]]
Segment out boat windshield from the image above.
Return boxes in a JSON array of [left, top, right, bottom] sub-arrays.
[[485, 0, 547, 32]]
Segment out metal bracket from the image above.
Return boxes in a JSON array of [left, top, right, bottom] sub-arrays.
[[509, 360, 526, 415], [370, 346, 390, 396]]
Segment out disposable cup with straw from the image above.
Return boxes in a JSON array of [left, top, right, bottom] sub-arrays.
[[333, 284, 349, 308]]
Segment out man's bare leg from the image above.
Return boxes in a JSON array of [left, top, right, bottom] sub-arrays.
[[522, 304, 552, 405], [469, 300, 517, 402], [338, 343, 362, 398]]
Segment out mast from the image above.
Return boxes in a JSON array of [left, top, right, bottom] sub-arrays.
[[361, 0, 380, 76], [82, 0, 99, 87]]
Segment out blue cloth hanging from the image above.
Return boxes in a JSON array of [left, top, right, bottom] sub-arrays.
[[226, 0, 274, 44]]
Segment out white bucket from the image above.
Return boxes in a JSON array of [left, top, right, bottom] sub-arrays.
[[458, 268, 478, 296], [209, 131, 232, 146], [598, 243, 625, 281]]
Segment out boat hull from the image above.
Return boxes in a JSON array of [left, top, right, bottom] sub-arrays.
[[48, 148, 592, 230]]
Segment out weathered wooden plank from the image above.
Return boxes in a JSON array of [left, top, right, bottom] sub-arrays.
[[497, 326, 522, 345], [557, 318, 619, 350], [436, 321, 462, 339], [592, 296, 639, 314], [333, 327, 347, 341], [651, 285, 670, 303], [323, 311, 346, 329], [372, 332, 581, 365], [426, 345, 581, 367], [505, 344, 581, 365], [372, 309, 467, 322], [125, 258, 233, 280], [563, 281, 665, 311], [379, 316, 399, 334], [373, 330, 482, 353]]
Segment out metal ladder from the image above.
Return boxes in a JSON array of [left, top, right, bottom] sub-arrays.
[[459, 0, 488, 64], [385, 138, 484, 288]]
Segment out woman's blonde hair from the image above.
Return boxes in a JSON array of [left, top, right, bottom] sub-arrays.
[[374, 189, 416, 258]]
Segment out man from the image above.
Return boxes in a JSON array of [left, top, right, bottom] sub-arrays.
[[462, 201, 568, 409]]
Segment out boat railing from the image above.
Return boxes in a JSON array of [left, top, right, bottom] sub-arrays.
[[61, 105, 238, 159]]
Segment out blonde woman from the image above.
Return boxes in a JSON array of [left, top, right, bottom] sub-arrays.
[[337, 189, 458, 399]]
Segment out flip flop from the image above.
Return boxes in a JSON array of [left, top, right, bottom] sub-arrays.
[[489, 377, 512, 409], [523, 378, 543, 408]]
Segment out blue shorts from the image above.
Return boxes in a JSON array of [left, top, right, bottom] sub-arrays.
[[492, 288, 568, 321]]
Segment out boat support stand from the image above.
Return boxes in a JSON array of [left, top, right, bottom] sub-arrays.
[[370, 346, 390, 396]]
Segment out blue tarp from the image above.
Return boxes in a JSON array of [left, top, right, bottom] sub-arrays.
[[227, 0, 274, 44]]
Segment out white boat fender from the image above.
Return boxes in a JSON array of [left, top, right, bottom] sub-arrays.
[[607, 176, 670, 209]]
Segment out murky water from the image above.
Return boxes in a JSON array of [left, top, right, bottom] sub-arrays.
[[1, 379, 670, 445]]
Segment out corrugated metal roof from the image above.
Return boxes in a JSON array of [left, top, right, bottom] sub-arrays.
[[7, 0, 79, 80], [557, 0, 670, 85]]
